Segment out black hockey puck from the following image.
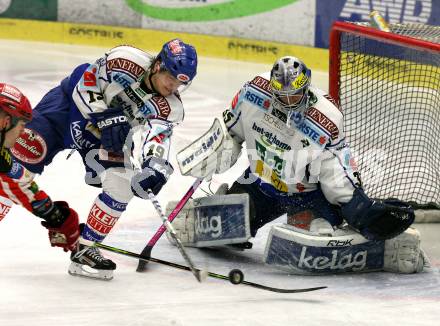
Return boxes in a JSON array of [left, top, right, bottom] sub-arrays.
[[228, 269, 244, 285]]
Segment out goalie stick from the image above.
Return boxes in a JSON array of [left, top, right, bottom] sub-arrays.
[[96, 242, 327, 294], [136, 178, 203, 272], [147, 189, 204, 282]]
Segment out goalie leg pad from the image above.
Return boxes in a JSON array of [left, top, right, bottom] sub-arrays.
[[264, 224, 385, 274], [383, 227, 427, 273], [264, 224, 427, 274], [166, 194, 251, 247]]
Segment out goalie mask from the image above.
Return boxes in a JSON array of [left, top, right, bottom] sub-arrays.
[[270, 56, 311, 113]]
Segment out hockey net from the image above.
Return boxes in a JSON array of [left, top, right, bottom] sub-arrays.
[[329, 21, 440, 221]]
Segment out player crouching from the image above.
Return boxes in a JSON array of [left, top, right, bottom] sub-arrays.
[[0, 83, 80, 253], [166, 56, 428, 275]]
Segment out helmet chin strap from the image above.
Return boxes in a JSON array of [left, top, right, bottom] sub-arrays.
[[148, 72, 160, 94], [0, 114, 20, 149], [4, 115, 17, 133], [140, 67, 159, 95], [0, 128, 6, 149]]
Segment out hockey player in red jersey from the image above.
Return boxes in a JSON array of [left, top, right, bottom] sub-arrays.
[[169, 56, 427, 275], [7, 39, 198, 280], [0, 83, 80, 252]]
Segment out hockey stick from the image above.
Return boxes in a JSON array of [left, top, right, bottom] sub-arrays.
[[96, 242, 327, 293], [136, 178, 203, 272], [146, 188, 204, 282]]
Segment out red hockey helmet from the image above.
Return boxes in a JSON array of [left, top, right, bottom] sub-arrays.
[[0, 83, 32, 124]]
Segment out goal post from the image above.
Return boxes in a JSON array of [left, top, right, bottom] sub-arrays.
[[329, 21, 440, 221]]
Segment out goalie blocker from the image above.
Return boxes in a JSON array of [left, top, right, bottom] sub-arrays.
[[176, 118, 242, 179]]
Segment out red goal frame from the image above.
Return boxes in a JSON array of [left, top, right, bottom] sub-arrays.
[[328, 21, 440, 106]]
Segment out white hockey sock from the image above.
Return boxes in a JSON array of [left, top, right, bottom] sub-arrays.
[[82, 192, 127, 242]]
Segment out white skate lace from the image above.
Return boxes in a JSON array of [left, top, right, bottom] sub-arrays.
[[73, 246, 106, 262]]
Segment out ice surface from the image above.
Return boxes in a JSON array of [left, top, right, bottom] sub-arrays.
[[0, 40, 439, 326]]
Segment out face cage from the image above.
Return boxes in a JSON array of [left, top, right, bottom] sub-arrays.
[[272, 88, 308, 111]]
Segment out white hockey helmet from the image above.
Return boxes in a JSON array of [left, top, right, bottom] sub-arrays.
[[270, 56, 311, 111]]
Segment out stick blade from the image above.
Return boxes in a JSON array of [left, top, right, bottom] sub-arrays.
[[136, 246, 152, 272]]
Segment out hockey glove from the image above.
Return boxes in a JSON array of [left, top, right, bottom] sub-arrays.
[[341, 188, 415, 241], [32, 197, 80, 252], [91, 108, 131, 153], [131, 157, 174, 198]]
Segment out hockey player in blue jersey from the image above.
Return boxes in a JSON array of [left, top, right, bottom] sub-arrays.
[[168, 56, 427, 275], [6, 39, 198, 280]]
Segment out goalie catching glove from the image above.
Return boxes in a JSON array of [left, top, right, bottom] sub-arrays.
[[341, 188, 415, 241]]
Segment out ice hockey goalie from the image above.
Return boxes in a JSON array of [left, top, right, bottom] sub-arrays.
[[168, 56, 428, 275]]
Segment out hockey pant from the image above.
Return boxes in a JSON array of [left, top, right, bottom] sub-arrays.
[[227, 168, 343, 236]]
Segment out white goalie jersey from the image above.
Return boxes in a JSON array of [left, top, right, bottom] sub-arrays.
[[222, 72, 361, 205]]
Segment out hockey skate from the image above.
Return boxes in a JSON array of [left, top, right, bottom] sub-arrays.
[[68, 241, 116, 281]]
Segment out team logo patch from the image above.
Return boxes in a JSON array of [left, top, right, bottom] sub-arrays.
[[177, 73, 189, 82], [106, 58, 145, 79], [152, 133, 166, 144], [151, 96, 171, 118], [7, 162, 24, 179], [298, 121, 328, 147], [306, 107, 339, 140], [244, 90, 270, 111], [168, 39, 183, 54], [0, 84, 21, 102], [250, 76, 272, 95], [11, 129, 47, 164], [83, 67, 97, 87]]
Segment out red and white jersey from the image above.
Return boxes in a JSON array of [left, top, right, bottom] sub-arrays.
[[223, 72, 361, 205]]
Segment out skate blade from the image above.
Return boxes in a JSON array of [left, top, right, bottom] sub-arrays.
[[68, 262, 114, 281]]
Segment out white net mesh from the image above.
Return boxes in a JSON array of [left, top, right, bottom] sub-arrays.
[[335, 22, 440, 208]]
